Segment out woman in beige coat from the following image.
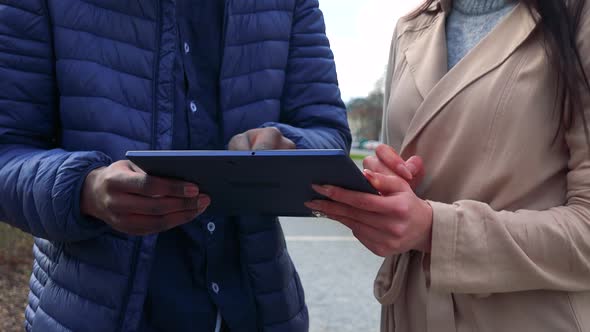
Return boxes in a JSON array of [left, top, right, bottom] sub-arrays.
[[305, 0, 590, 330]]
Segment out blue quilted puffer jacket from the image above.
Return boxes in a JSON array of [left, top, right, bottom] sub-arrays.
[[0, 0, 351, 331]]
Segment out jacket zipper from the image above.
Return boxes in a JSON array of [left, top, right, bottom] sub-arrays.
[[150, 4, 162, 150], [221, 0, 229, 63], [218, 0, 229, 143], [117, 2, 162, 332]]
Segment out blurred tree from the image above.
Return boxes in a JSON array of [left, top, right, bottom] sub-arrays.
[[347, 74, 385, 142]]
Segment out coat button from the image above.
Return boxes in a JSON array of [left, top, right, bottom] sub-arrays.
[[184, 42, 190, 54], [189, 101, 197, 113], [211, 282, 220, 294], [207, 222, 216, 234]]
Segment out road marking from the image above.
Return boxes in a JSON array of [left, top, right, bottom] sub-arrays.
[[286, 236, 357, 242]]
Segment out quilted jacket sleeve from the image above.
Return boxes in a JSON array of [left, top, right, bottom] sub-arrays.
[[0, 1, 111, 242], [262, 0, 352, 151]]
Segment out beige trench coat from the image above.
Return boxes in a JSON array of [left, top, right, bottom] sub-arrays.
[[375, 0, 590, 331]]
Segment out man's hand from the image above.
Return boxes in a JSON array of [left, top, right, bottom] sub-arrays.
[[80, 160, 210, 236], [228, 127, 296, 150]]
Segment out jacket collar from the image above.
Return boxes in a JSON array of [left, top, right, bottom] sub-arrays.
[[400, 1, 538, 153]]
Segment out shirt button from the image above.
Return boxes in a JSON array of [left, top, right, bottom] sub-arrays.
[[189, 101, 197, 113], [207, 221, 216, 234], [211, 282, 220, 294], [184, 42, 190, 54]]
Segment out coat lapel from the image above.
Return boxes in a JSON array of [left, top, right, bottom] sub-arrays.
[[403, 9, 448, 100], [400, 2, 538, 154]]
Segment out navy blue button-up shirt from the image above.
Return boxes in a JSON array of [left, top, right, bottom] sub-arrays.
[[170, 0, 223, 151], [142, 1, 228, 331]]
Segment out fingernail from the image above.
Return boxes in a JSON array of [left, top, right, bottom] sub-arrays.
[[184, 185, 199, 197], [396, 164, 413, 180], [363, 169, 381, 188], [406, 162, 418, 176], [198, 195, 210, 208], [387, 145, 398, 154], [312, 184, 332, 197], [305, 201, 320, 209]]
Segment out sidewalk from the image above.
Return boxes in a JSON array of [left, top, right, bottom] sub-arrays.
[[281, 217, 382, 331]]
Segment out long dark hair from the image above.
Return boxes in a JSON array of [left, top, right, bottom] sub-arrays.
[[411, 0, 590, 144]]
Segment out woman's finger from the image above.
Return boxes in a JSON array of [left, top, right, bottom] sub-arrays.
[[305, 200, 407, 237], [363, 156, 395, 176], [311, 182, 412, 215], [405, 155, 423, 176], [311, 185, 393, 214], [364, 154, 413, 181], [327, 214, 401, 257], [405, 155, 426, 190], [375, 144, 413, 180], [306, 199, 385, 229], [363, 169, 409, 195]]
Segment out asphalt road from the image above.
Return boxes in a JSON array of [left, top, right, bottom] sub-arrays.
[[280, 217, 383, 332]]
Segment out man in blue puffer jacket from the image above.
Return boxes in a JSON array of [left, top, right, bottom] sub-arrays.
[[0, 0, 351, 331]]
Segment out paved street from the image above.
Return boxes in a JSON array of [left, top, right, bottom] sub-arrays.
[[280, 217, 383, 332]]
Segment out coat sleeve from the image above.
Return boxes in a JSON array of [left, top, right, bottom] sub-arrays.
[[261, 0, 352, 151], [0, 1, 111, 242], [428, 4, 590, 294]]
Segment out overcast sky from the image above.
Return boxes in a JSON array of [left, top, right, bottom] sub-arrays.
[[318, 0, 423, 102]]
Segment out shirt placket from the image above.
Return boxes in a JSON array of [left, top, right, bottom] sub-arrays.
[[177, 12, 224, 331]]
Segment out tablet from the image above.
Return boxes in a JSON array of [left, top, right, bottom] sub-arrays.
[[126, 149, 378, 217]]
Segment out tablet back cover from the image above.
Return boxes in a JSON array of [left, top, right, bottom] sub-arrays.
[[127, 150, 377, 217]]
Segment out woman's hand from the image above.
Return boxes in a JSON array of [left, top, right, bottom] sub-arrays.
[[364, 144, 425, 190], [305, 169, 433, 257]]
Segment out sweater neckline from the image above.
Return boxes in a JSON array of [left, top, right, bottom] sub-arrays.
[[452, 0, 514, 15]]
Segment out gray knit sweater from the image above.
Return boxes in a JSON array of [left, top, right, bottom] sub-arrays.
[[446, 0, 516, 69]]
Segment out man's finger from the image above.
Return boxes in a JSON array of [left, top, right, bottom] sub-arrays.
[[148, 203, 208, 231], [111, 194, 204, 216], [115, 173, 199, 198], [250, 127, 282, 150], [228, 133, 252, 151], [126, 160, 147, 175], [116, 209, 202, 235], [117, 196, 211, 235], [279, 136, 296, 150]]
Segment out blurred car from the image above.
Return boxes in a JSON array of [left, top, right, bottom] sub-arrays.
[[362, 140, 381, 150], [351, 139, 362, 149]]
